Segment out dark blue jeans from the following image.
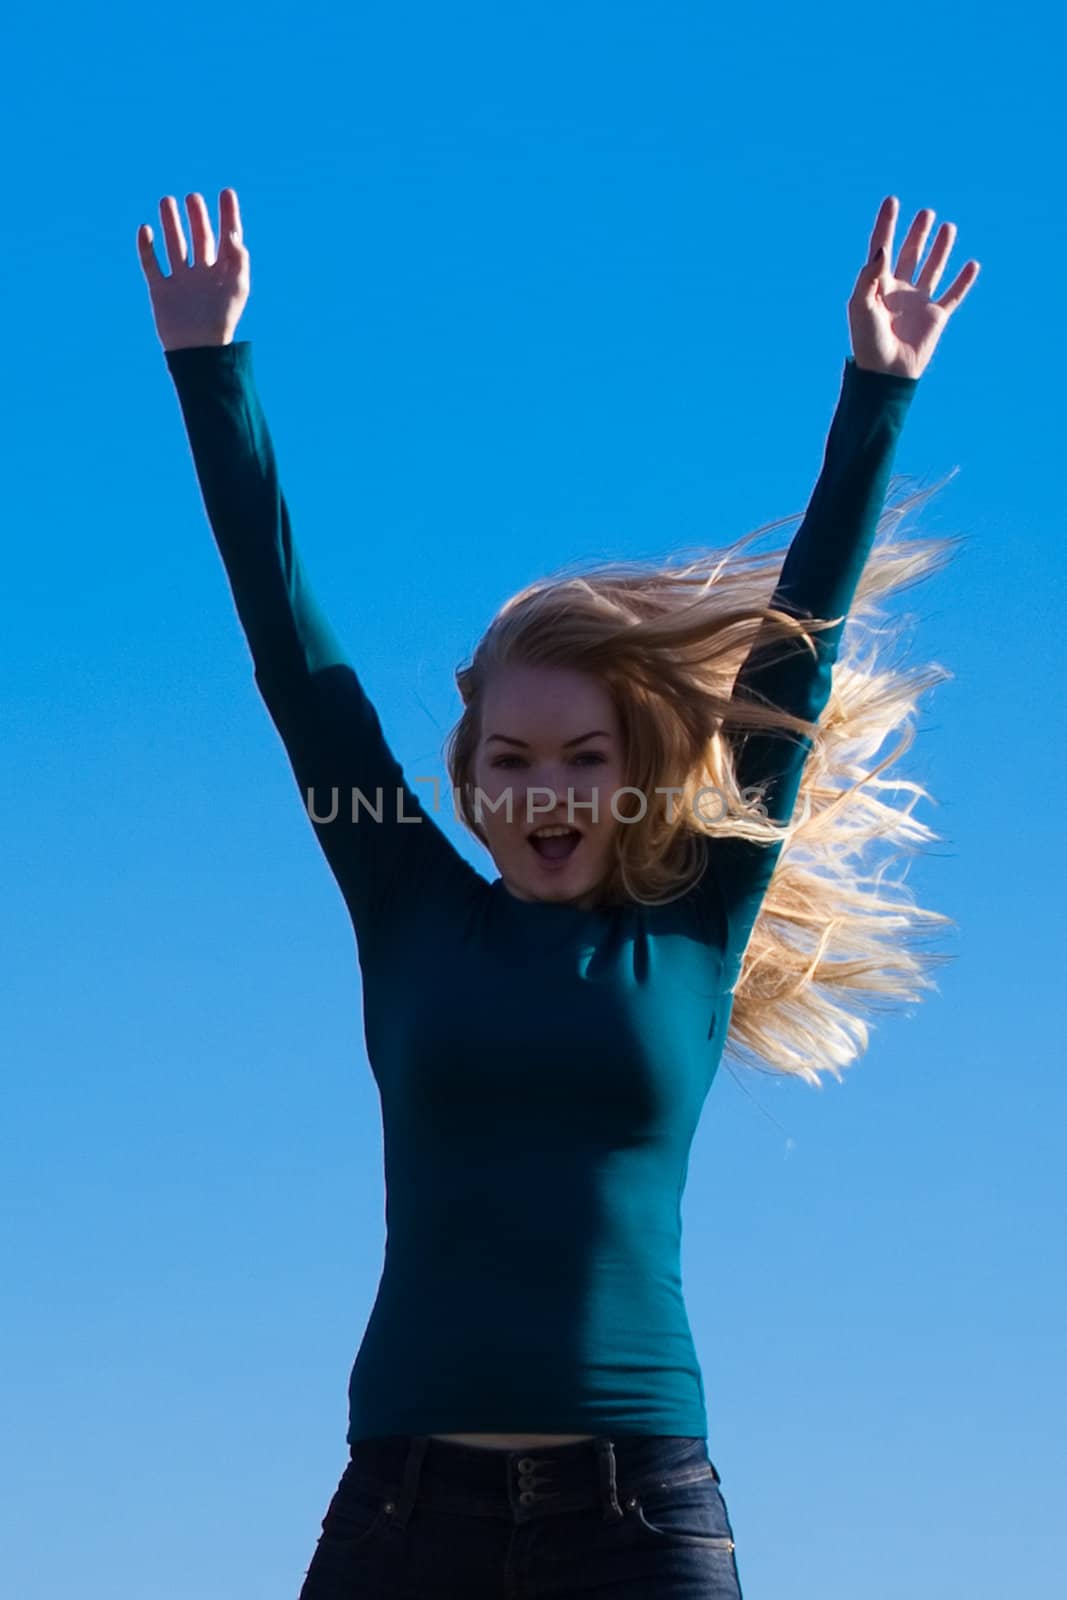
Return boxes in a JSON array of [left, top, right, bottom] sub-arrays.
[[297, 1433, 744, 1597]]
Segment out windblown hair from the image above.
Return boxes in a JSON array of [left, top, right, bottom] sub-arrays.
[[445, 472, 963, 1085]]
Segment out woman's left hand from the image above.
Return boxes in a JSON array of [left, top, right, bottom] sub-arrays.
[[848, 195, 980, 379]]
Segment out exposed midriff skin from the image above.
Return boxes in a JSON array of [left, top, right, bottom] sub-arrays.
[[431, 1433, 595, 1449]]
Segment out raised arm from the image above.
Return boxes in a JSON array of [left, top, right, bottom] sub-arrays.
[[138, 189, 476, 954], [705, 194, 980, 966]]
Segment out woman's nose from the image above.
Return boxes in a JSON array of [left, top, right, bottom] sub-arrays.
[[519, 779, 599, 822], [521, 775, 588, 800]]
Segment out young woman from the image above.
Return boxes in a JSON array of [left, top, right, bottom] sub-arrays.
[[138, 189, 978, 1598]]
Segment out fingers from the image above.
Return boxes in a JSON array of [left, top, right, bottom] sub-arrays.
[[137, 188, 243, 280], [895, 209, 936, 283], [915, 221, 955, 297], [868, 195, 980, 316], [221, 186, 243, 250], [936, 259, 981, 317], [136, 222, 163, 285], [158, 195, 189, 273], [869, 195, 898, 268], [185, 191, 218, 268]]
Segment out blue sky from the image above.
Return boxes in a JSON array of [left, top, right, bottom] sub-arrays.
[[2, 3, 1064, 1597]]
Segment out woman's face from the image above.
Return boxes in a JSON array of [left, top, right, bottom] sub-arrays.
[[470, 664, 627, 907]]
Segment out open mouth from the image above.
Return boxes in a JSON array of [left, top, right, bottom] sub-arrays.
[[528, 828, 583, 865]]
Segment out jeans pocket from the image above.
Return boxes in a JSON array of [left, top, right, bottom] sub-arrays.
[[319, 1472, 388, 1553], [633, 1471, 736, 1551]]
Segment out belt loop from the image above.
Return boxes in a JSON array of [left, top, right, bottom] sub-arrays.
[[390, 1435, 429, 1528], [595, 1436, 624, 1522]]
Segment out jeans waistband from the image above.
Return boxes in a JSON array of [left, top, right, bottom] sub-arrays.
[[344, 1434, 718, 1528]]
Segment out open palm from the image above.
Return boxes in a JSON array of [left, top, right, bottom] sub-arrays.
[[848, 195, 980, 380], [137, 189, 250, 352]]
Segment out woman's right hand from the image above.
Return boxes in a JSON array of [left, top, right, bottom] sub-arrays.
[[137, 188, 251, 352]]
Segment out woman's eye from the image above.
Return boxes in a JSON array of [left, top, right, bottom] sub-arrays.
[[492, 752, 607, 769]]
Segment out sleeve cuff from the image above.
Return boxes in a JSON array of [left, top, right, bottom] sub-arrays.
[[164, 339, 252, 379], [843, 354, 920, 390]]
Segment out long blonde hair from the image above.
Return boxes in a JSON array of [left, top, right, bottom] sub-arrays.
[[445, 472, 963, 1085]]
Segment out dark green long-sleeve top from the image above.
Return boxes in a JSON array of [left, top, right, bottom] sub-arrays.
[[164, 341, 918, 1443]]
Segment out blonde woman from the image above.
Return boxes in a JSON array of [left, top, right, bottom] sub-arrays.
[[138, 189, 978, 1599]]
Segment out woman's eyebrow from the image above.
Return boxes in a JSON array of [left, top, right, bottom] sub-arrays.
[[485, 730, 612, 748]]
